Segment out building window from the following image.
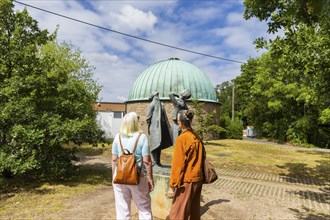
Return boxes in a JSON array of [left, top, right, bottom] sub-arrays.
[[114, 112, 123, 118]]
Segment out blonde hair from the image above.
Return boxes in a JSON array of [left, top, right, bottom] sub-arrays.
[[119, 112, 139, 136]]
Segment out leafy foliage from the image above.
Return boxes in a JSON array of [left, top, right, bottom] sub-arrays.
[[244, 0, 330, 33], [191, 99, 225, 140], [216, 82, 244, 139], [216, 82, 232, 119], [219, 115, 243, 139], [0, 0, 102, 178], [234, 0, 330, 148]]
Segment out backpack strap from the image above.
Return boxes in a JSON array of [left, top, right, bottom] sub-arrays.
[[118, 133, 143, 172], [134, 133, 143, 173], [132, 133, 142, 154], [118, 133, 142, 154], [118, 135, 125, 154]]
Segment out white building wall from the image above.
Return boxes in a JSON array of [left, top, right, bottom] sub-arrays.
[[96, 112, 123, 139], [112, 116, 122, 137]]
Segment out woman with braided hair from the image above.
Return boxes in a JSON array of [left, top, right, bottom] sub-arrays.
[[167, 109, 204, 220]]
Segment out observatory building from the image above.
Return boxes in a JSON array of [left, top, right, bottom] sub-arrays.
[[126, 58, 220, 136]]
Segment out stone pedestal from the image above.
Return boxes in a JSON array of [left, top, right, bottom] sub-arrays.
[[150, 165, 172, 219]]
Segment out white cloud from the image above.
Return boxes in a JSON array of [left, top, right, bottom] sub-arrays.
[[117, 96, 128, 102], [110, 5, 157, 33], [180, 7, 224, 24], [226, 12, 245, 25], [212, 11, 271, 61], [13, 0, 274, 102], [88, 53, 119, 64]]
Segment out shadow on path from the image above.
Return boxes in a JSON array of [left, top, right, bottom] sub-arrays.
[[289, 207, 330, 220], [277, 159, 330, 203], [200, 198, 230, 216]]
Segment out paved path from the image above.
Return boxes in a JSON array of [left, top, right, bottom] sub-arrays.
[[61, 154, 330, 219], [213, 168, 330, 213], [78, 154, 330, 215]]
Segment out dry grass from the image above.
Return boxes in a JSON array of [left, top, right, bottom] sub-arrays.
[[0, 163, 112, 218], [161, 139, 330, 178], [78, 142, 112, 157], [1, 139, 329, 218]]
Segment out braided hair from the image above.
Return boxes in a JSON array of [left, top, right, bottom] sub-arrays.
[[177, 110, 194, 128]]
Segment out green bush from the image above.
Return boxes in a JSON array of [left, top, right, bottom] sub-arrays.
[[287, 117, 330, 148], [191, 99, 225, 140], [220, 115, 243, 139], [0, 1, 102, 178]]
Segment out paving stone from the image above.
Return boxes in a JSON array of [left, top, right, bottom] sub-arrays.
[[212, 168, 330, 213]]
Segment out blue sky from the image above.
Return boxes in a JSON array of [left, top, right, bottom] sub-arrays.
[[14, 0, 276, 102]]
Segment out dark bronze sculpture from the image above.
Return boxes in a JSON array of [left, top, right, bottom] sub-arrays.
[[169, 89, 191, 144], [146, 91, 173, 166]]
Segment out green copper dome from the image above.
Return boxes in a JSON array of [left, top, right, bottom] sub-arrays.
[[128, 58, 217, 102]]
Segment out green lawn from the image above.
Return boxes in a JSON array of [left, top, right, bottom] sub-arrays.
[[162, 139, 330, 180], [1, 139, 329, 218]]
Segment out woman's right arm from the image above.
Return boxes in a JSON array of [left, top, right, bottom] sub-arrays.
[[169, 137, 184, 187], [141, 134, 154, 192], [167, 138, 184, 198], [111, 134, 119, 178], [112, 154, 118, 178], [143, 156, 154, 192]]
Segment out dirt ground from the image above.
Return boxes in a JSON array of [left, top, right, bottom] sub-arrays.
[[45, 153, 329, 220]]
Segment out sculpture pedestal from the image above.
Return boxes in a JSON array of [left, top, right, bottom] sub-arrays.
[[150, 166, 172, 219]]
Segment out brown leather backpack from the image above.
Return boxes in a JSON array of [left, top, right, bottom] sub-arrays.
[[113, 133, 142, 185]]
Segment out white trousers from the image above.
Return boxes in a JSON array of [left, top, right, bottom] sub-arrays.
[[113, 175, 152, 220]]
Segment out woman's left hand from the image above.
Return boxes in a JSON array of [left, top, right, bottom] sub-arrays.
[[167, 187, 175, 198], [148, 178, 154, 192]]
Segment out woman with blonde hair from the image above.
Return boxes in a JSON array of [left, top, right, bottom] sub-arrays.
[[112, 112, 154, 220]]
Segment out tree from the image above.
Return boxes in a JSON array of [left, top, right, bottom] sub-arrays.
[[216, 82, 244, 139], [0, 0, 102, 178], [244, 0, 330, 34], [236, 0, 330, 147], [191, 99, 225, 140], [216, 81, 232, 119]]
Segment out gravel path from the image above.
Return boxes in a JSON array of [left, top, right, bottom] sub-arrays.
[[51, 154, 330, 220]]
